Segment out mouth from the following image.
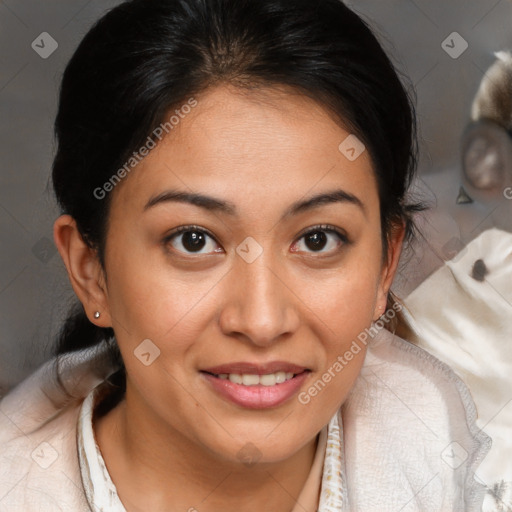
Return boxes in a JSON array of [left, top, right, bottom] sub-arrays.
[[200, 362, 311, 409], [201, 370, 305, 386]]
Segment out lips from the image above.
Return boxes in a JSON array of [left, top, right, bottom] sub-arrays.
[[200, 361, 311, 409]]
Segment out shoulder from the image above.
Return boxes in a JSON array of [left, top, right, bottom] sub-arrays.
[[0, 345, 117, 511], [342, 327, 491, 512], [0, 380, 88, 510]]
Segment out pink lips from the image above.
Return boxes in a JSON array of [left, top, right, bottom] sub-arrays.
[[201, 361, 311, 409]]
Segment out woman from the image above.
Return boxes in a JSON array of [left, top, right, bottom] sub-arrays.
[[0, 0, 490, 510]]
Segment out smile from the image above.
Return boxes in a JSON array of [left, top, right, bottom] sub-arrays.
[[200, 362, 311, 409]]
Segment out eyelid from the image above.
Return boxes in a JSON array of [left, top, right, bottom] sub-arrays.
[[167, 224, 218, 241]]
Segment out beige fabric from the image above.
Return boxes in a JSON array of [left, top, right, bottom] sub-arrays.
[[403, 227, 512, 511]]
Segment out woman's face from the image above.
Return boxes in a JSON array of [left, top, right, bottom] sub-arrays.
[[89, 85, 401, 464]]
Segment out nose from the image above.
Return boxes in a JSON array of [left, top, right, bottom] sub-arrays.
[[218, 248, 300, 347]]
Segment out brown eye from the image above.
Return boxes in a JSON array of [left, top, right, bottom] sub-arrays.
[[165, 226, 222, 255], [304, 231, 328, 251], [179, 230, 207, 252], [292, 225, 348, 254]]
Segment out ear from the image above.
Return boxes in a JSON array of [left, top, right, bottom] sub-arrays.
[[373, 221, 406, 322], [53, 214, 112, 327]]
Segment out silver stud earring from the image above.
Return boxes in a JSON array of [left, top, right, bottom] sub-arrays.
[[94, 311, 101, 319]]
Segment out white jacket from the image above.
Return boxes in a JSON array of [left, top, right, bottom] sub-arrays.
[[0, 327, 491, 511]]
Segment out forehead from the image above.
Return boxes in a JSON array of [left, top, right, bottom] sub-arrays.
[[109, 84, 377, 217]]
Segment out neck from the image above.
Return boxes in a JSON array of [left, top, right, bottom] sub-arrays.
[[94, 385, 321, 512]]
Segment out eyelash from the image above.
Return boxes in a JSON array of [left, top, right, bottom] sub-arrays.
[[163, 224, 349, 256]]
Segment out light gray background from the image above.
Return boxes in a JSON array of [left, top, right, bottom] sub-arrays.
[[1, 0, 511, 393]]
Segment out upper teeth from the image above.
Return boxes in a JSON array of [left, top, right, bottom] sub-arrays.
[[217, 372, 295, 386]]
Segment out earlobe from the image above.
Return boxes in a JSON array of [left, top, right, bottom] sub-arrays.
[[53, 214, 111, 327], [373, 222, 406, 321]]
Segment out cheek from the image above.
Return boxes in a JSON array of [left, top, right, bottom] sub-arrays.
[[300, 254, 380, 338], [295, 251, 381, 409], [295, 283, 373, 427], [309, 280, 374, 391], [104, 240, 218, 344]]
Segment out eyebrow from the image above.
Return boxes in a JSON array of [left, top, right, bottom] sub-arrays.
[[143, 188, 366, 220]]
